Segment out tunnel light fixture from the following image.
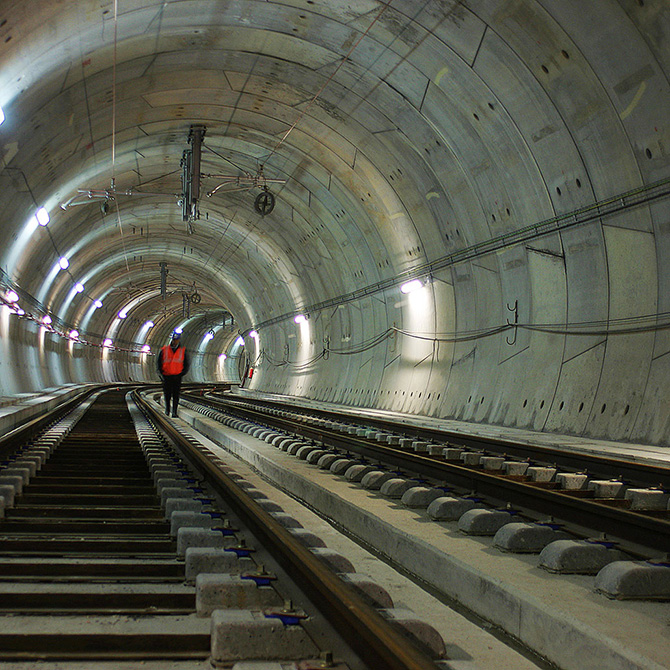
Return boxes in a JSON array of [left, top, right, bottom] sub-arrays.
[[74, 282, 85, 293], [203, 331, 214, 343], [58, 257, 69, 270], [103, 338, 113, 348], [219, 353, 227, 361], [294, 314, 307, 324], [93, 299, 103, 309], [15, 307, 25, 316], [69, 329, 79, 340], [144, 320, 154, 328], [5, 290, 19, 303], [249, 330, 258, 339], [235, 336, 245, 346], [36, 207, 50, 226], [142, 344, 151, 353], [400, 278, 424, 294], [118, 309, 127, 319], [42, 315, 52, 325], [174, 327, 183, 334]]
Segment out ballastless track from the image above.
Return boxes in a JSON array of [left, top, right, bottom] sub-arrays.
[[0, 390, 210, 660], [0, 388, 444, 669], [184, 390, 670, 555]]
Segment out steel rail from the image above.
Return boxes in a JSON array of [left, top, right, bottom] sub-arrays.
[[211, 393, 670, 489], [0, 386, 105, 461], [189, 394, 670, 554], [135, 391, 442, 670]]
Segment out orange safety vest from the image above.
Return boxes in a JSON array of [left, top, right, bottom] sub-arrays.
[[161, 345, 185, 375]]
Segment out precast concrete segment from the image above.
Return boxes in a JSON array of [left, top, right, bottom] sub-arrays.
[[209, 610, 318, 664], [492, 523, 571, 554], [180, 409, 670, 670], [624, 488, 670, 510], [339, 573, 394, 609], [427, 496, 479, 521], [287, 528, 327, 548], [185, 548, 255, 584], [595, 561, 670, 600], [458, 509, 518, 536], [539, 540, 627, 575], [401, 486, 446, 509], [196, 574, 282, 616], [380, 608, 447, 660]]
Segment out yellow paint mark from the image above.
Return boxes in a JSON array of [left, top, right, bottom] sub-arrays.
[[426, 191, 440, 200], [620, 81, 646, 121], [435, 67, 449, 86], [391, 212, 404, 220]]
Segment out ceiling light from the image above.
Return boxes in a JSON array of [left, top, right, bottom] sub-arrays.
[[118, 309, 127, 319], [174, 327, 183, 334], [400, 279, 423, 294], [42, 315, 52, 325], [93, 299, 103, 309], [142, 344, 151, 353], [74, 282, 84, 293], [15, 308, 25, 316], [5, 290, 19, 303], [36, 207, 50, 226], [294, 314, 307, 324], [250, 330, 258, 339], [219, 353, 227, 360], [69, 329, 79, 340], [235, 336, 245, 346], [103, 338, 113, 348], [59, 257, 69, 270], [144, 320, 154, 328], [203, 332, 214, 342]]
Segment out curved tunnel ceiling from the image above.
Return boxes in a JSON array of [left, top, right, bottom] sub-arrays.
[[1, 1, 670, 442]]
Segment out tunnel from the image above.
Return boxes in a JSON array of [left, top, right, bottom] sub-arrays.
[[1, 1, 669, 443]]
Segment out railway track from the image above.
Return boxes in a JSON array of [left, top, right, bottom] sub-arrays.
[[0, 389, 447, 668], [182, 391, 670, 560]]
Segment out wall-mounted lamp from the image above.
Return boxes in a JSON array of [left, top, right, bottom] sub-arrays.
[[58, 257, 69, 270], [118, 309, 128, 319], [5, 290, 19, 303], [400, 278, 424, 294], [235, 336, 245, 346], [93, 299, 103, 309], [36, 207, 50, 226], [144, 320, 154, 328], [219, 353, 227, 361], [74, 282, 85, 293], [69, 329, 79, 340], [142, 344, 151, 353], [42, 315, 52, 326], [103, 338, 113, 348], [250, 330, 258, 339], [294, 314, 307, 324]]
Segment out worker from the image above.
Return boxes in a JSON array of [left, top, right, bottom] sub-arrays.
[[157, 331, 190, 417]]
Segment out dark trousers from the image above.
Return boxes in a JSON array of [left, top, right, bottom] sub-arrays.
[[163, 375, 182, 415]]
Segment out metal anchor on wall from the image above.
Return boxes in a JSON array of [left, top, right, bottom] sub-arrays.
[[506, 300, 518, 345]]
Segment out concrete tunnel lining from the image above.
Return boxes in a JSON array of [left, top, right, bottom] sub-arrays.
[[0, 1, 668, 443]]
